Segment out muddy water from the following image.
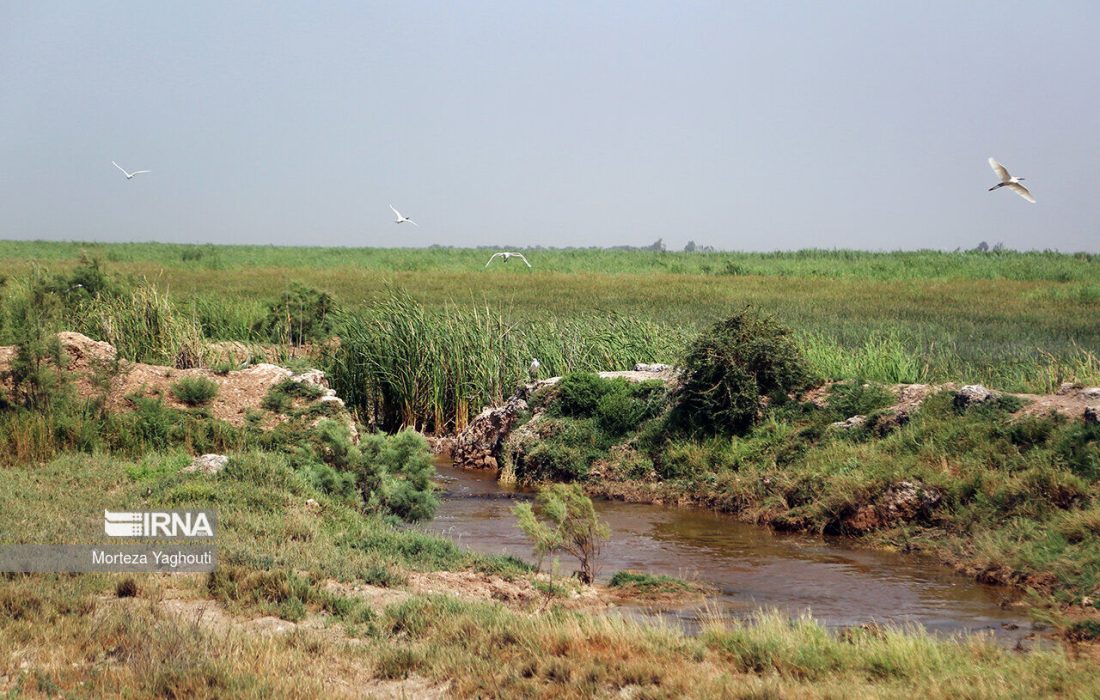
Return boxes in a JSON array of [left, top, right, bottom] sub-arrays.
[[427, 462, 1035, 642]]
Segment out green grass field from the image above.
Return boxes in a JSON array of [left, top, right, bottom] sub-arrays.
[[2, 241, 1097, 401]]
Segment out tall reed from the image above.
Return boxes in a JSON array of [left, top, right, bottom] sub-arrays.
[[75, 282, 207, 367], [327, 290, 686, 433]]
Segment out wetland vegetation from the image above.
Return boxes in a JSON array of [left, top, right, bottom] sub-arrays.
[[1, 241, 1099, 697]]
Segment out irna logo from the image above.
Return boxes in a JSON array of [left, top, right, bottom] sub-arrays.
[[104, 510, 215, 538]]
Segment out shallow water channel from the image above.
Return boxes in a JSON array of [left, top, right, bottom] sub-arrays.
[[426, 462, 1036, 643]]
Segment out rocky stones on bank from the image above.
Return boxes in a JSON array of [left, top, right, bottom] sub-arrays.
[[452, 395, 529, 469], [633, 363, 673, 373], [1085, 406, 1100, 425], [842, 480, 943, 533], [830, 415, 867, 431], [954, 384, 997, 409], [183, 454, 229, 475]]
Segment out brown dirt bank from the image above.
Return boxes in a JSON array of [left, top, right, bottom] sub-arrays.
[[0, 332, 348, 428]]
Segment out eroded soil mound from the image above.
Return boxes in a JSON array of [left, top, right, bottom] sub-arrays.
[[0, 332, 347, 428]]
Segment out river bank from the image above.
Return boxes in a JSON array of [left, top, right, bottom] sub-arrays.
[[428, 461, 1036, 644], [4, 450, 1100, 698], [441, 370, 1100, 642]]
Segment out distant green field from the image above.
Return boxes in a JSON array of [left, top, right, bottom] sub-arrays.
[[1, 240, 1098, 410], [1, 239, 1097, 280]]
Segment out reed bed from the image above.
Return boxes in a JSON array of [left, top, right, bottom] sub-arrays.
[[74, 283, 208, 367], [327, 291, 688, 433]]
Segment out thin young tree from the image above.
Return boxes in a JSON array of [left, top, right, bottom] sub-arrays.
[[513, 484, 610, 584]]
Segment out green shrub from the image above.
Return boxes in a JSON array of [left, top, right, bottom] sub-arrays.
[[58, 253, 122, 299], [671, 309, 810, 435], [262, 379, 323, 413], [256, 283, 337, 345], [595, 390, 648, 436], [520, 419, 605, 481], [2, 271, 69, 410], [170, 376, 219, 406], [358, 429, 438, 522], [556, 372, 611, 417], [300, 461, 358, 503]]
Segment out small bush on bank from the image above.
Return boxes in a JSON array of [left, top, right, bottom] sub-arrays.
[[256, 283, 337, 345], [262, 378, 323, 414], [170, 376, 219, 406], [557, 373, 611, 417], [670, 309, 811, 435], [309, 421, 437, 522]]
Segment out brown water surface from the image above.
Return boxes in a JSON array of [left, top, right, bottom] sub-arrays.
[[426, 462, 1034, 642]]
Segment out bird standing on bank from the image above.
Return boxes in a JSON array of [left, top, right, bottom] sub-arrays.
[[987, 158, 1035, 203], [529, 358, 540, 381], [485, 251, 532, 268], [112, 161, 151, 180], [390, 204, 419, 226]]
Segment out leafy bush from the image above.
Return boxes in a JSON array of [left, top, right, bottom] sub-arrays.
[[358, 429, 438, 522], [552, 373, 666, 435], [597, 380, 666, 436], [1, 271, 69, 409], [520, 419, 606, 481], [257, 283, 337, 345], [595, 390, 648, 436], [670, 309, 810, 435], [170, 376, 219, 406], [556, 372, 611, 417], [309, 421, 437, 522], [300, 461, 358, 503], [58, 254, 122, 299]]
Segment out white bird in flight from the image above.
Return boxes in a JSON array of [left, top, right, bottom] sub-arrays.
[[987, 158, 1035, 203], [390, 204, 419, 227], [484, 251, 532, 268], [112, 161, 151, 180]]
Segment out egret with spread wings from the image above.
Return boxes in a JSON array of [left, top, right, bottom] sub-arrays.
[[987, 158, 1035, 203], [484, 251, 532, 268], [390, 204, 419, 226], [112, 161, 151, 180]]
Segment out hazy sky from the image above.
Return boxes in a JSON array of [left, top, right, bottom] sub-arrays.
[[1, 2, 1098, 251]]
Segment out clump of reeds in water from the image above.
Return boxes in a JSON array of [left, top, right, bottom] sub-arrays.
[[326, 290, 686, 433]]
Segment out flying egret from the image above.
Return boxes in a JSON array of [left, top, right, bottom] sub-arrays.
[[484, 252, 532, 268], [390, 204, 419, 227], [987, 158, 1035, 203], [112, 161, 151, 180]]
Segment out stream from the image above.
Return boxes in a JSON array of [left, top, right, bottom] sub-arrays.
[[426, 461, 1036, 643]]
